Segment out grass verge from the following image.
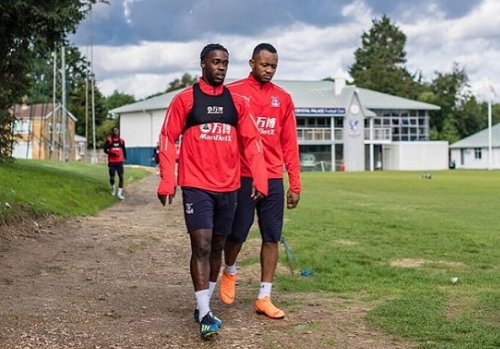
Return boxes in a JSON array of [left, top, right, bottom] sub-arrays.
[[0, 159, 149, 223], [244, 171, 500, 349]]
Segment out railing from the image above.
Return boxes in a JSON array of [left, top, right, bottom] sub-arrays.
[[297, 128, 343, 141], [364, 128, 391, 141]]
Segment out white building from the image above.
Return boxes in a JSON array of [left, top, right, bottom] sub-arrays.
[[111, 77, 447, 171], [449, 123, 500, 169]]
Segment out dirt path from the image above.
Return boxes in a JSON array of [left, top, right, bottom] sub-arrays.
[[0, 173, 414, 349]]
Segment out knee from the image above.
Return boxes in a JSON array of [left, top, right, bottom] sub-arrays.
[[192, 241, 211, 259], [211, 235, 227, 253]]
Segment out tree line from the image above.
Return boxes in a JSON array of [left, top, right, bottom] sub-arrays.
[[349, 15, 499, 144]]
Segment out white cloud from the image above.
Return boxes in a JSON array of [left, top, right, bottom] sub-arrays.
[[85, 0, 500, 102]]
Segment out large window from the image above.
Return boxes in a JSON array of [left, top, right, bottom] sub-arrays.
[[373, 109, 429, 142]]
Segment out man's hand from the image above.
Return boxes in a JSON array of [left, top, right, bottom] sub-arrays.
[[158, 187, 176, 206], [286, 189, 300, 209], [251, 185, 265, 201]]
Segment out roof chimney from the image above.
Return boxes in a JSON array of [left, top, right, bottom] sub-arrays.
[[334, 68, 351, 96]]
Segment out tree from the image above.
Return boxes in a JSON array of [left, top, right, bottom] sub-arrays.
[[420, 64, 485, 143], [105, 91, 136, 111], [0, 0, 96, 161], [349, 15, 423, 99], [145, 73, 197, 99]]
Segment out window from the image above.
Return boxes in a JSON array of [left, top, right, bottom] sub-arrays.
[[78, 142, 86, 155], [297, 118, 306, 126], [14, 120, 31, 134], [474, 148, 482, 160], [334, 117, 343, 128]]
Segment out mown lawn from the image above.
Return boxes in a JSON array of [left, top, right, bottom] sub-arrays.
[[250, 171, 500, 349], [0, 159, 149, 221]]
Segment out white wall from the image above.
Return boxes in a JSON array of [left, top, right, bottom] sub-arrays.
[[383, 141, 449, 170], [12, 142, 32, 159], [120, 109, 166, 147], [450, 147, 500, 169]]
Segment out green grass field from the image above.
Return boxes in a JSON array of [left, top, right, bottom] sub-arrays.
[[265, 171, 500, 349], [0, 159, 149, 222]]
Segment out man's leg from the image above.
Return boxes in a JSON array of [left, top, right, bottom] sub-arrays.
[[220, 178, 255, 304], [182, 188, 219, 338], [109, 165, 116, 195], [254, 179, 285, 319], [189, 229, 219, 338], [189, 229, 212, 292], [261, 241, 279, 283], [116, 164, 125, 200], [209, 234, 227, 284]]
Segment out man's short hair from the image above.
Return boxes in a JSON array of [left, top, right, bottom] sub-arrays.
[[252, 43, 277, 58], [200, 43, 229, 60]]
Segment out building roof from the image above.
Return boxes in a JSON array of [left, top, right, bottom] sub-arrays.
[[110, 80, 440, 116], [450, 123, 500, 148], [13, 103, 77, 122]]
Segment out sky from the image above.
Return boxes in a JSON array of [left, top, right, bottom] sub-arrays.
[[71, 0, 500, 102]]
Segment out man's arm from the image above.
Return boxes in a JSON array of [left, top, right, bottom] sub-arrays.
[[103, 138, 111, 155], [121, 140, 127, 160], [280, 97, 301, 208], [236, 98, 268, 197], [157, 94, 187, 205]]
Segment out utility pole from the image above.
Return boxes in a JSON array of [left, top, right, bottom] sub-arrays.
[[89, 5, 98, 164], [51, 51, 57, 160], [61, 46, 67, 162]]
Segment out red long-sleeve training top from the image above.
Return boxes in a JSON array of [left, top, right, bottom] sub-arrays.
[[227, 74, 301, 193], [157, 78, 268, 196]]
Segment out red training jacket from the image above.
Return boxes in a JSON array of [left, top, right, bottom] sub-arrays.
[[157, 78, 268, 196], [104, 136, 126, 163], [227, 74, 301, 193]]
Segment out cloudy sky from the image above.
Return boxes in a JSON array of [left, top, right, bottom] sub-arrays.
[[71, 0, 500, 102]]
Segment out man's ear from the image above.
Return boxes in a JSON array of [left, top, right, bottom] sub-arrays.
[[200, 60, 206, 70], [249, 58, 254, 69]]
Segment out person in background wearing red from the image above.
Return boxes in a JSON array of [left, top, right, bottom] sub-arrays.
[[104, 127, 126, 200], [221, 43, 301, 319], [157, 43, 268, 340]]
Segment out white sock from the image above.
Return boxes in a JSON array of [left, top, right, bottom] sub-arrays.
[[208, 281, 217, 299], [195, 289, 210, 321], [117, 188, 123, 195], [224, 263, 237, 275], [258, 282, 272, 299]]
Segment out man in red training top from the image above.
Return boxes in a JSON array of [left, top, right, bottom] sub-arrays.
[[104, 127, 127, 200], [221, 43, 301, 319], [157, 43, 268, 339]]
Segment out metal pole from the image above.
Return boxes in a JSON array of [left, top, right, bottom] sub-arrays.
[[488, 98, 492, 170], [369, 117, 374, 172], [51, 51, 56, 160], [61, 46, 66, 162], [91, 72, 97, 164], [85, 62, 89, 161], [90, 6, 98, 164]]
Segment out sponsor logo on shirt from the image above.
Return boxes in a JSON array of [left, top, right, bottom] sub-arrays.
[[199, 122, 232, 141], [185, 203, 194, 215], [271, 96, 280, 108], [207, 106, 224, 114], [256, 116, 277, 136]]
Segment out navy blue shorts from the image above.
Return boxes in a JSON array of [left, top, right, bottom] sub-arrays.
[[229, 177, 284, 243], [108, 162, 124, 177], [181, 187, 238, 236]]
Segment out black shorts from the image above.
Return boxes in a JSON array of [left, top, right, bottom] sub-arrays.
[[181, 187, 238, 236], [108, 162, 124, 177], [228, 177, 284, 244]]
